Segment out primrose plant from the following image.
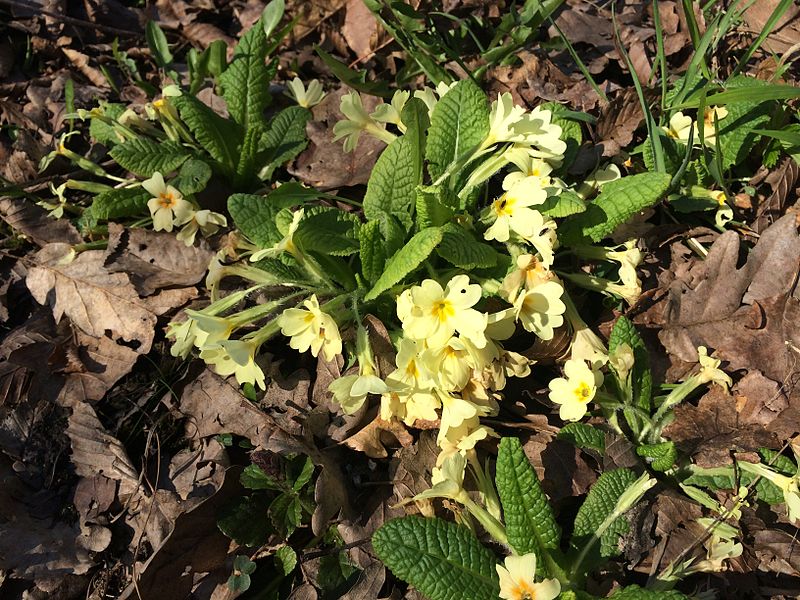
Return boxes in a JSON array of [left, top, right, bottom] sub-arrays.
[[40, 4, 312, 246]]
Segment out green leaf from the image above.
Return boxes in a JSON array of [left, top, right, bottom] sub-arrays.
[[436, 223, 497, 270], [261, 0, 285, 39], [608, 315, 652, 413], [759, 448, 798, 476], [636, 442, 676, 472], [372, 516, 500, 600], [538, 191, 586, 219], [173, 95, 242, 174], [643, 132, 684, 175], [572, 468, 638, 559], [91, 187, 150, 220], [228, 555, 256, 592], [426, 79, 489, 182], [415, 185, 455, 229], [363, 118, 424, 229], [558, 423, 605, 453], [310, 252, 357, 290], [364, 227, 442, 301], [610, 585, 690, 600], [291, 456, 315, 491], [109, 138, 190, 177], [89, 102, 125, 145], [218, 496, 273, 546], [228, 192, 292, 247], [172, 158, 212, 194], [559, 173, 671, 244], [713, 78, 773, 170], [235, 124, 264, 189], [359, 220, 386, 284], [219, 16, 273, 131], [241, 464, 283, 490], [315, 47, 392, 97], [264, 181, 322, 204], [145, 20, 173, 67], [684, 467, 784, 505], [258, 106, 311, 180], [295, 206, 361, 256], [269, 492, 303, 536], [496, 437, 560, 575], [275, 545, 297, 576]]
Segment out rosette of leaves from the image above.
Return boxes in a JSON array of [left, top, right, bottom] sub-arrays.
[[72, 2, 310, 234]]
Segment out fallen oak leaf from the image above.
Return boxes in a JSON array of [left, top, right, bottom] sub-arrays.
[[343, 412, 414, 459], [103, 223, 213, 296], [658, 214, 800, 383], [26, 244, 195, 354]]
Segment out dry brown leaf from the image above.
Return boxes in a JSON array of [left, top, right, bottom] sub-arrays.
[[0, 197, 82, 246], [658, 214, 800, 384], [26, 245, 193, 355], [0, 458, 97, 588], [103, 223, 213, 296], [175, 368, 279, 446], [343, 414, 413, 459], [753, 528, 800, 577], [340, 562, 386, 599], [342, 0, 378, 58], [663, 386, 780, 467], [67, 402, 140, 498], [289, 87, 385, 190], [753, 157, 800, 233], [742, 0, 800, 55], [119, 467, 240, 600], [61, 48, 108, 88], [596, 88, 644, 157]]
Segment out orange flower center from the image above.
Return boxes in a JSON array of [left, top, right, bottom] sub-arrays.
[[511, 581, 537, 600], [158, 191, 176, 209]]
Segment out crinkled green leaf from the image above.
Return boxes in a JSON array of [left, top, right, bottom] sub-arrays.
[[558, 423, 605, 453], [713, 77, 773, 170], [436, 223, 497, 270], [217, 496, 272, 546], [426, 79, 489, 181], [172, 158, 212, 194], [684, 467, 784, 505], [258, 106, 311, 180], [228, 192, 289, 247], [365, 227, 442, 301], [275, 545, 297, 576], [91, 187, 150, 220], [496, 437, 560, 575], [609, 315, 652, 413], [173, 95, 242, 173], [539, 191, 587, 219], [109, 138, 190, 177], [759, 448, 798, 476], [218, 16, 273, 130], [559, 173, 671, 244], [416, 185, 454, 229], [252, 256, 305, 282], [611, 585, 690, 599], [572, 468, 638, 559], [309, 252, 357, 290], [295, 206, 360, 256], [89, 102, 125, 145], [372, 516, 500, 600], [359, 220, 385, 284], [235, 124, 263, 189], [643, 132, 684, 175], [377, 213, 406, 259], [636, 442, 676, 472], [363, 101, 427, 229]]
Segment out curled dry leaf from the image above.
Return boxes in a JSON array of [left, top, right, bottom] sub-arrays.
[[103, 223, 213, 296], [343, 413, 414, 459], [658, 214, 800, 384], [753, 157, 799, 234], [0, 197, 82, 246], [26, 245, 195, 355]]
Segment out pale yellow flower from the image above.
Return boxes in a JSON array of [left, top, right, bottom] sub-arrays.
[[328, 373, 389, 415], [738, 460, 800, 523], [481, 93, 527, 151], [548, 358, 604, 422], [177, 209, 227, 246], [696, 346, 732, 389], [421, 336, 473, 391], [483, 182, 547, 243], [510, 105, 567, 159], [144, 172, 193, 232], [500, 254, 551, 303], [496, 553, 560, 600], [286, 77, 325, 108], [513, 280, 566, 340], [250, 208, 303, 261], [371, 90, 410, 131], [200, 339, 266, 390], [277, 295, 342, 361], [333, 91, 395, 152], [664, 111, 694, 142], [401, 275, 488, 349]]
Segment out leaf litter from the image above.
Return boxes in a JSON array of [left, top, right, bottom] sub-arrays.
[[2, 0, 800, 598]]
